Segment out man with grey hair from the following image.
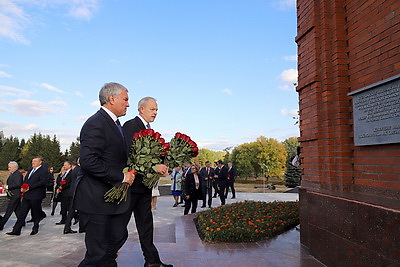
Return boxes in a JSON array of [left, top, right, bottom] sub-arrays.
[[0, 161, 23, 231], [122, 97, 172, 267], [74, 82, 135, 266]]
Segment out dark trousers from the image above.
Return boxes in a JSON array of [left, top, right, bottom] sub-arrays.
[[123, 192, 161, 264], [13, 198, 42, 233], [184, 195, 198, 215], [201, 183, 212, 207], [60, 196, 71, 223], [212, 179, 219, 197], [64, 197, 78, 231], [0, 197, 20, 228], [218, 180, 228, 205], [225, 180, 236, 198], [78, 212, 128, 267]]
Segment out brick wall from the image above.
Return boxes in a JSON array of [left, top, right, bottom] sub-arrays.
[[296, 0, 400, 265]]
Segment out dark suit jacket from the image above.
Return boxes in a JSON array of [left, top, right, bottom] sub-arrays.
[[60, 170, 73, 198], [122, 116, 151, 194], [67, 165, 80, 198], [23, 165, 48, 200], [199, 167, 214, 187], [74, 108, 130, 215], [184, 173, 202, 200], [7, 170, 23, 201], [218, 165, 228, 180], [227, 167, 237, 181]]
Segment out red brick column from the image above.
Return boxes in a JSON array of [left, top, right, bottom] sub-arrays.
[[296, 0, 400, 265]]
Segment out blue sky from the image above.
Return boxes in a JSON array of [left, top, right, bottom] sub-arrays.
[[0, 0, 298, 152]]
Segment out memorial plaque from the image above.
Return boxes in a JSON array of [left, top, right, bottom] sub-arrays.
[[349, 74, 400, 146]]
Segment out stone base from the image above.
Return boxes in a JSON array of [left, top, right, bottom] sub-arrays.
[[299, 187, 400, 266]]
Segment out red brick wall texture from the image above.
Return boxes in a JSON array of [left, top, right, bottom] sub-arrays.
[[296, 0, 399, 265]]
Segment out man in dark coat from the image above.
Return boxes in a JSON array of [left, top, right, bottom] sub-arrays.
[[225, 162, 237, 199], [216, 160, 229, 205], [56, 161, 73, 225], [199, 161, 214, 208], [0, 161, 23, 230], [6, 156, 48, 235], [123, 96, 172, 267], [74, 82, 135, 266]]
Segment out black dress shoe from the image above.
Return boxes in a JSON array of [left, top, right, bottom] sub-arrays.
[[6, 231, 20, 236], [79, 229, 85, 233], [30, 230, 38, 235], [201, 205, 206, 208], [26, 219, 34, 223], [64, 230, 77, 234], [144, 262, 173, 267], [55, 221, 65, 225], [231, 197, 236, 199]]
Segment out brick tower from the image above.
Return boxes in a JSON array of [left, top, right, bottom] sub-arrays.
[[296, 0, 400, 266]]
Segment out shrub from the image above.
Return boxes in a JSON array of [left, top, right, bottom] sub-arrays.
[[194, 200, 299, 242]]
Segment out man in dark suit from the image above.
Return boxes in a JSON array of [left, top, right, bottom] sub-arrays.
[[6, 156, 48, 236], [212, 161, 219, 198], [0, 161, 23, 231], [225, 162, 237, 199], [216, 160, 228, 205], [123, 96, 172, 267], [64, 160, 80, 234], [199, 161, 214, 208], [56, 161, 73, 225], [74, 82, 135, 267]]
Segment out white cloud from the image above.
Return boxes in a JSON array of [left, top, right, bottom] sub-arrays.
[[0, 71, 12, 78], [283, 55, 297, 61], [0, 0, 30, 44], [75, 91, 84, 97], [222, 88, 233, 95], [41, 83, 65, 93], [0, 85, 32, 97], [0, 0, 100, 44], [280, 108, 298, 116], [67, 0, 99, 20], [90, 100, 100, 106], [280, 68, 298, 83], [75, 115, 88, 122], [274, 0, 296, 9], [3, 99, 67, 117]]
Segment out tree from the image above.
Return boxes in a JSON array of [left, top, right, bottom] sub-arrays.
[[282, 137, 301, 187], [0, 135, 21, 170], [19, 133, 63, 171], [68, 137, 80, 162], [193, 148, 226, 166]]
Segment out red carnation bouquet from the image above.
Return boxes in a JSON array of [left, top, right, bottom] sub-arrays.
[[165, 132, 199, 169], [20, 183, 29, 199], [104, 129, 169, 204]]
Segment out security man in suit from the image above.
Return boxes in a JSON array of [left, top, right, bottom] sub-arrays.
[[6, 156, 48, 236], [0, 161, 23, 231], [74, 82, 135, 266], [199, 161, 214, 208], [123, 96, 172, 267]]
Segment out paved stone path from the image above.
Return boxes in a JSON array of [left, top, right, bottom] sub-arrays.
[[0, 192, 325, 266]]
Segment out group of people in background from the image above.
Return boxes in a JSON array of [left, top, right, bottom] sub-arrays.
[[0, 157, 83, 235], [170, 160, 237, 215]]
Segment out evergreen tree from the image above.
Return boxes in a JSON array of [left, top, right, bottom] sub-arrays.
[[285, 162, 301, 188], [19, 133, 63, 171], [0, 135, 21, 170], [68, 137, 80, 162]]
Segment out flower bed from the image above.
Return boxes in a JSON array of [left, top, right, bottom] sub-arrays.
[[194, 200, 299, 242]]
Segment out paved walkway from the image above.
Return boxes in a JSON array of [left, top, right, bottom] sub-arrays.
[[0, 192, 325, 267]]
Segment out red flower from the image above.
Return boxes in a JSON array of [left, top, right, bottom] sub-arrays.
[[163, 143, 170, 150], [146, 129, 155, 136], [175, 132, 182, 138], [60, 180, 67, 185], [192, 147, 199, 157], [153, 132, 161, 139], [21, 184, 29, 190], [133, 132, 139, 140], [158, 137, 165, 144], [188, 140, 196, 147], [20, 170, 26, 174]]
